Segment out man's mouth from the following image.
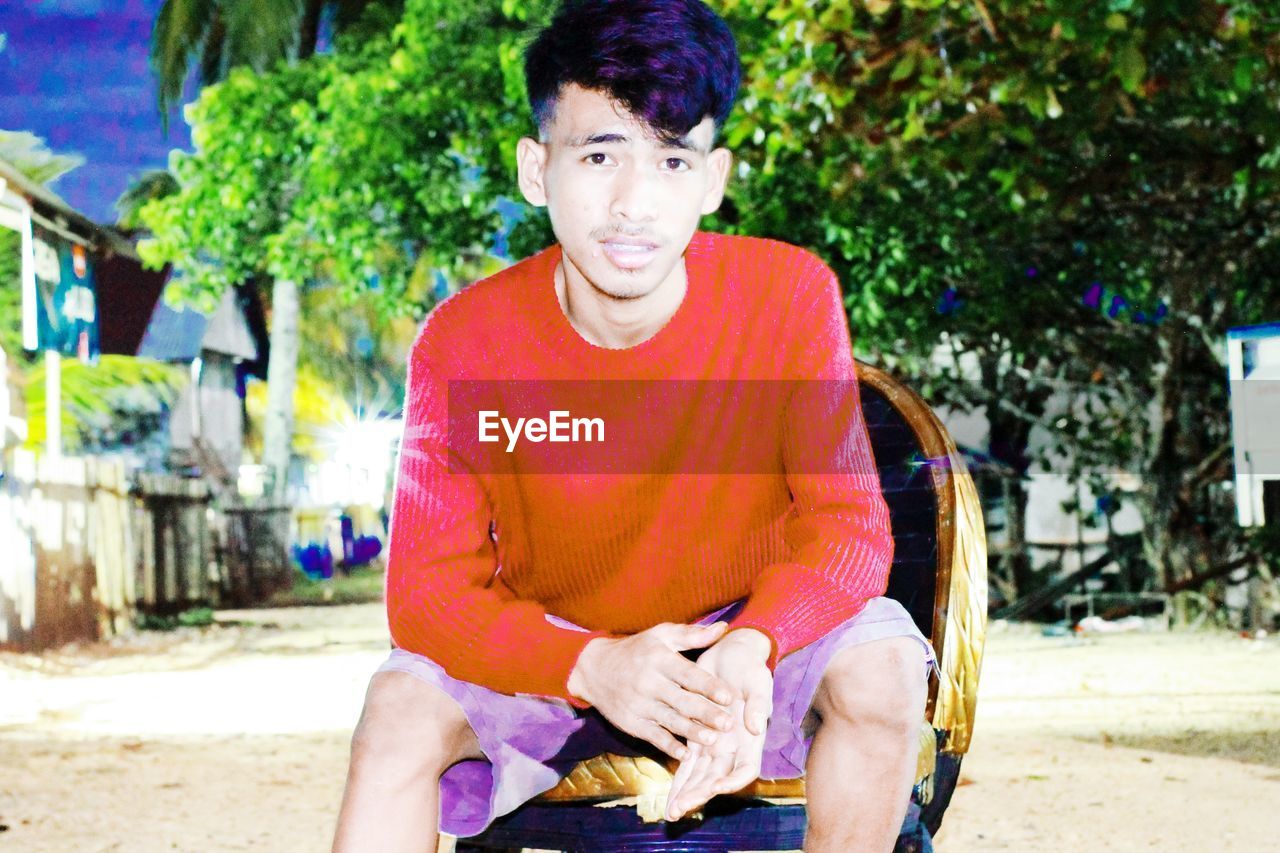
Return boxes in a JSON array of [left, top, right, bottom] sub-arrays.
[[600, 238, 659, 269]]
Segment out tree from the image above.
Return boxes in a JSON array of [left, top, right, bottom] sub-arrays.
[[709, 0, 1280, 596], [115, 169, 180, 231], [138, 0, 541, 323], [151, 0, 405, 121], [140, 0, 1280, 602], [145, 0, 406, 501]]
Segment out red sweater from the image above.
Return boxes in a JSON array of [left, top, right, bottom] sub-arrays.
[[385, 231, 893, 703]]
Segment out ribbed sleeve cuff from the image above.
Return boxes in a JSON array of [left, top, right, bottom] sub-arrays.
[[729, 579, 875, 671], [387, 603, 614, 707], [723, 614, 783, 671], [510, 624, 612, 707]]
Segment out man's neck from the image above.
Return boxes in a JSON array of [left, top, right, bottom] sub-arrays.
[[554, 258, 688, 349]]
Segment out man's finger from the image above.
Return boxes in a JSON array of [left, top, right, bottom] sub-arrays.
[[669, 750, 715, 820], [743, 687, 773, 736], [676, 751, 724, 817], [661, 620, 729, 652], [716, 754, 761, 795], [665, 744, 702, 820], [672, 750, 715, 820], [633, 720, 688, 762], [659, 682, 735, 732], [651, 701, 720, 747], [666, 656, 734, 706]]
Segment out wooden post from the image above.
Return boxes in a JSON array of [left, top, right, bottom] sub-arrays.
[[45, 350, 60, 459]]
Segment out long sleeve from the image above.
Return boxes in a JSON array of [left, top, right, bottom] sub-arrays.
[[728, 263, 895, 668], [384, 333, 609, 703]]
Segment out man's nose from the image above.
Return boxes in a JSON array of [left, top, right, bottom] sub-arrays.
[[608, 163, 659, 222]]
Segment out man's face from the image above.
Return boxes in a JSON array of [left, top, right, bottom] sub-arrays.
[[516, 84, 731, 300]]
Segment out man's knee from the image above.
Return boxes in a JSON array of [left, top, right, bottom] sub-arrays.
[[813, 637, 928, 737], [350, 670, 484, 777]]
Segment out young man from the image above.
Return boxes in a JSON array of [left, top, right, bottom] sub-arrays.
[[332, 1, 937, 851]]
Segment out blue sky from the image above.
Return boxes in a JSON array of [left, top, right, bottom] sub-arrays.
[[0, 0, 191, 222]]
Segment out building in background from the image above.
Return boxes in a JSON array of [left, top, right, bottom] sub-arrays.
[[133, 287, 263, 489], [1227, 322, 1280, 527]]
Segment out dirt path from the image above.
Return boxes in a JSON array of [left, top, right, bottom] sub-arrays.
[[2, 606, 1277, 851], [941, 626, 1280, 851]]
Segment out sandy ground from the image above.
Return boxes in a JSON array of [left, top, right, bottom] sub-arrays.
[[1, 605, 1278, 852]]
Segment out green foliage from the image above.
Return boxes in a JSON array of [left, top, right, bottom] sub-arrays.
[[138, 0, 1280, 583], [137, 606, 216, 630], [707, 0, 1280, 583], [295, 284, 421, 420], [265, 564, 385, 606], [1246, 525, 1280, 575], [150, 1, 406, 121], [713, 0, 1280, 344], [23, 355, 188, 454], [139, 0, 552, 316], [115, 170, 180, 230], [139, 61, 331, 310], [0, 229, 22, 360]]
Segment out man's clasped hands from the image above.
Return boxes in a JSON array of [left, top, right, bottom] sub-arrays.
[[566, 620, 774, 821]]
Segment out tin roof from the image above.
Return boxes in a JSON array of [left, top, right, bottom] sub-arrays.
[[137, 287, 258, 362]]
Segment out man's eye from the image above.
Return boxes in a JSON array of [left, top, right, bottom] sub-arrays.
[[585, 152, 610, 165], [664, 157, 690, 171]]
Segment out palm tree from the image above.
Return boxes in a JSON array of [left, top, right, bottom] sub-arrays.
[[146, 0, 403, 501], [0, 130, 84, 187], [151, 0, 404, 122], [114, 170, 180, 231]]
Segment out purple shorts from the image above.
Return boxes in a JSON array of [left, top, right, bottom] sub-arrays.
[[375, 595, 938, 837]]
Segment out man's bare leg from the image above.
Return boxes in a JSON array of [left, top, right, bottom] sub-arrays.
[[803, 637, 929, 852], [332, 671, 485, 853]]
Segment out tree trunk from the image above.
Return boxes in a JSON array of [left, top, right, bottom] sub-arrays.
[[980, 347, 1039, 600], [262, 277, 300, 504], [1001, 474, 1034, 598], [1142, 268, 1198, 590], [298, 0, 324, 60]]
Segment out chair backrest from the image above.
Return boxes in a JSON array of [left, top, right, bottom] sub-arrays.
[[858, 379, 941, 642], [855, 360, 988, 736]]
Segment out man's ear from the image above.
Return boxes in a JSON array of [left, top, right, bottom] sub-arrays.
[[516, 136, 550, 207], [700, 146, 732, 215]]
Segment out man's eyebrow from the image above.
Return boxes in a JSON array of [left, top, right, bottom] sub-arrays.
[[567, 132, 630, 147], [660, 136, 705, 153], [566, 131, 708, 154]]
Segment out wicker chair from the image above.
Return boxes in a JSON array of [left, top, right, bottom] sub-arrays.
[[452, 361, 988, 853]]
